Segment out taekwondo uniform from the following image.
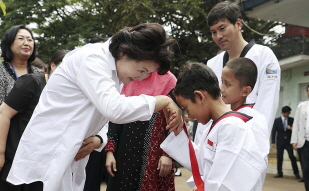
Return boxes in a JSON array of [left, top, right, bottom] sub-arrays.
[[234, 104, 270, 191], [7, 41, 156, 191], [161, 112, 267, 191], [207, 43, 280, 133]]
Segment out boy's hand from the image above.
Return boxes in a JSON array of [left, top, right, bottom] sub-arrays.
[[157, 156, 172, 176], [106, 151, 117, 177], [75, 136, 101, 161]]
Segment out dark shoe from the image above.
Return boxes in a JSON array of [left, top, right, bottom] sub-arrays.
[[299, 178, 304, 182], [295, 174, 301, 180], [274, 174, 283, 178]]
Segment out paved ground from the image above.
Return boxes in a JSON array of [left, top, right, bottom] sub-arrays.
[[101, 167, 305, 190]]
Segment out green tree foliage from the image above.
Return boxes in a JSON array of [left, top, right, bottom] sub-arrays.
[[0, 0, 280, 74]]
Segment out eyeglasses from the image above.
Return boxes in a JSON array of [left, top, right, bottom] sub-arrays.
[[15, 37, 34, 44]]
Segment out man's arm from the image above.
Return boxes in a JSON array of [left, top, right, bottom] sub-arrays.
[[253, 47, 281, 136], [291, 104, 302, 147]]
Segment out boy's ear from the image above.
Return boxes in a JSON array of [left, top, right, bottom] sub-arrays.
[[193, 90, 206, 103], [242, 86, 252, 96]]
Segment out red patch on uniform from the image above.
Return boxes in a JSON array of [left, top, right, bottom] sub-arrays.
[[207, 139, 213, 146]]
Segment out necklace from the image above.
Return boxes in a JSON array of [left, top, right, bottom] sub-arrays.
[[9, 62, 30, 79]]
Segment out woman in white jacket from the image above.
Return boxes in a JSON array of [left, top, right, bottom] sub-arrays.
[[6, 23, 183, 191]]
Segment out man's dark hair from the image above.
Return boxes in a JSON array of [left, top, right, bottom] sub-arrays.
[[1, 24, 37, 63], [207, 1, 242, 26], [225, 58, 257, 89], [282, 106, 291, 113], [109, 23, 176, 75], [174, 62, 220, 102]]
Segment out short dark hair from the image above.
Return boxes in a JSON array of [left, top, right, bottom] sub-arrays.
[[89, 36, 104, 43], [47, 50, 70, 74], [174, 62, 220, 103], [109, 23, 176, 75], [282, 106, 291, 113], [225, 58, 257, 89], [1, 25, 37, 63], [207, 1, 242, 26], [31, 57, 47, 72]]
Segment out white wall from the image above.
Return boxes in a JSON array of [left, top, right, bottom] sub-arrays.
[[279, 64, 309, 117]]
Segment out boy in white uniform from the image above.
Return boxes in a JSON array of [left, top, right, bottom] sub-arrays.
[[220, 58, 269, 190], [161, 63, 266, 191]]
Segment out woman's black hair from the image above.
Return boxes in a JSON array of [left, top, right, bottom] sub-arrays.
[[1, 24, 37, 63], [47, 50, 70, 74], [109, 23, 177, 75]]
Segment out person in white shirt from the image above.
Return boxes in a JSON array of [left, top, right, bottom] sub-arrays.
[[220, 57, 270, 190], [194, 1, 280, 143], [161, 63, 266, 191], [291, 85, 309, 190], [6, 23, 183, 191]]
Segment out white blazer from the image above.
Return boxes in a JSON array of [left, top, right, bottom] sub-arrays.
[[291, 100, 308, 148]]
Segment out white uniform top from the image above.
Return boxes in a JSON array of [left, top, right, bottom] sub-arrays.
[[291, 100, 309, 147], [235, 105, 269, 191], [7, 42, 156, 191], [161, 112, 266, 191], [207, 44, 280, 134]]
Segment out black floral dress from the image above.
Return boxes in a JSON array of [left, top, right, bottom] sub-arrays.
[[0, 61, 43, 104]]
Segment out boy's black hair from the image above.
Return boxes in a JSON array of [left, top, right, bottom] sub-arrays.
[[281, 106, 291, 113], [225, 57, 257, 89], [174, 62, 220, 103], [207, 1, 242, 26]]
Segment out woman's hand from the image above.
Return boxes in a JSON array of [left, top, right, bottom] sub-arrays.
[[0, 153, 5, 171], [106, 151, 117, 177], [157, 156, 173, 176], [165, 102, 183, 135], [74, 136, 102, 161]]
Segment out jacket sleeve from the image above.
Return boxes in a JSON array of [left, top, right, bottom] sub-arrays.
[[291, 103, 302, 144], [104, 122, 123, 153], [271, 119, 277, 144], [94, 123, 109, 152], [253, 47, 280, 135], [75, 54, 156, 124]]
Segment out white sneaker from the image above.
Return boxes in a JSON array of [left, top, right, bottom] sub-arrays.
[[174, 168, 182, 176]]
